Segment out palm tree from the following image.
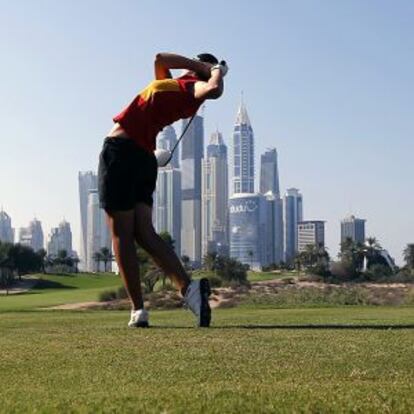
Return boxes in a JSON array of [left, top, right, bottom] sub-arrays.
[[99, 247, 114, 272], [92, 252, 103, 272], [37, 248, 47, 274], [247, 250, 254, 269], [403, 243, 414, 269], [72, 257, 80, 273], [203, 251, 218, 271]]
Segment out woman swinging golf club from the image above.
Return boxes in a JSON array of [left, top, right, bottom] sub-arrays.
[[98, 52, 228, 327]]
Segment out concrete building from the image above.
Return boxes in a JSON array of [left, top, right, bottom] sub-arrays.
[[264, 192, 284, 265], [154, 166, 182, 254], [47, 220, 73, 257], [229, 193, 268, 269], [298, 221, 325, 252], [19, 218, 44, 251], [341, 215, 366, 244], [201, 130, 229, 257], [0, 209, 14, 243], [260, 148, 280, 196], [180, 115, 204, 266], [79, 171, 98, 270], [86, 190, 111, 272], [232, 100, 255, 194], [156, 125, 179, 168], [284, 188, 303, 263]]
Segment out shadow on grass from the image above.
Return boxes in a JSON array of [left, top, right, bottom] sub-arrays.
[[150, 324, 414, 330], [33, 280, 77, 290]]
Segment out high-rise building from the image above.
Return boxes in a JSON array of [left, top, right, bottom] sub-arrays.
[[229, 193, 268, 269], [341, 215, 366, 244], [260, 148, 280, 196], [232, 100, 255, 194], [181, 115, 204, 266], [154, 166, 182, 254], [284, 188, 303, 263], [202, 130, 229, 257], [156, 125, 179, 168], [79, 171, 98, 270], [298, 221, 325, 252], [47, 220, 73, 257], [19, 218, 44, 252], [86, 190, 111, 272], [264, 192, 284, 265], [0, 209, 14, 243]]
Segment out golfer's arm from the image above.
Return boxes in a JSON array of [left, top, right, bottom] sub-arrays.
[[154, 53, 210, 78], [194, 69, 223, 100]]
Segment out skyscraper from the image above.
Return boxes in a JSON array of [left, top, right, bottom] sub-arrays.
[[86, 190, 111, 272], [181, 114, 204, 266], [154, 166, 182, 254], [284, 188, 303, 263], [0, 209, 14, 243], [260, 148, 280, 196], [19, 218, 44, 252], [264, 192, 284, 265], [79, 171, 98, 270], [298, 221, 325, 252], [232, 99, 255, 194], [156, 125, 179, 168], [341, 215, 366, 244], [201, 130, 229, 257], [47, 220, 73, 257], [229, 193, 267, 269]]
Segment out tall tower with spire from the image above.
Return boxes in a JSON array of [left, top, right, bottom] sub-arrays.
[[232, 96, 255, 194]]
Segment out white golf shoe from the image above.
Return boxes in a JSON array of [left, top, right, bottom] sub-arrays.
[[128, 309, 149, 328], [184, 278, 211, 327]]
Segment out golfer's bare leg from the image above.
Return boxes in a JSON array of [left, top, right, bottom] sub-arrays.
[[106, 210, 144, 310], [134, 202, 191, 293]]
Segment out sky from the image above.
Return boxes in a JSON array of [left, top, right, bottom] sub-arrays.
[[0, 0, 413, 264]]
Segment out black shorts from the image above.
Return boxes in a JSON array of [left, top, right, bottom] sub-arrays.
[[98, 137, 158, 211]]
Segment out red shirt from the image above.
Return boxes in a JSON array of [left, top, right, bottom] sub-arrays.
[[113, 75, 203, 152]]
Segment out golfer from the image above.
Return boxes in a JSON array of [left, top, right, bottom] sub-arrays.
[[98, 52, 227, 327]]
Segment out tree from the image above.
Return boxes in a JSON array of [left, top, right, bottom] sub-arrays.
[[247, 250, 254, 269], [215, 256, 247, 285], [337, 238, 364, 279], [203, 251, 218, 272], [8, 244, 41, 279], [181, 255, 191, 271], [92, 251, 103, 272], [99, 247, 114, 272], [0, 241, 14, 294], [72, 257, 80, 273], [37, 248, 47, 274], [403, 244, 414, 269]]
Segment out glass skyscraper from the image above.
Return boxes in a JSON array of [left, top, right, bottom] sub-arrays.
[[232, 100, 254, 194], [284, 188, 303, 263], [341, 215, 366, 244], [180, 115, 204, 266], [260, 148, 280, 196]]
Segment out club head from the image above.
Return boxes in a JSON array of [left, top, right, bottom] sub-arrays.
[[154, 148, 172, 167]]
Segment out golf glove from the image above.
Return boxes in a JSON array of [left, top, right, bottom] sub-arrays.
[[211, 61, 229, 77]]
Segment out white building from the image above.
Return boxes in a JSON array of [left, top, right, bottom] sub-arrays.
[[298, 221, 325, 252], [47, 220, 73, 257], [157, 125, 179, 168], [154, 166, 181, 254], [201, 130, 229, 257], [86, 190, 111, 272], [78, 171, 98, 270], [19, 218, 44, 251]]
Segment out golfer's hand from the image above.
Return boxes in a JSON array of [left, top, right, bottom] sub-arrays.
[[211, 61, 228, 77]]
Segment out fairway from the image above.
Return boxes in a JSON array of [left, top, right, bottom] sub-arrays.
[[1, 307, 413, 413]]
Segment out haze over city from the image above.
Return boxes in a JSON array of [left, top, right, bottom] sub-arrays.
[[1, 1, 413, 264]]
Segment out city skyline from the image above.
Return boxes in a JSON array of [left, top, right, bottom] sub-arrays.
[[1, 1, 413, 264]]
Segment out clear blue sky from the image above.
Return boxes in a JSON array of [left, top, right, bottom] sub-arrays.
[[1, 0, 413, 263]]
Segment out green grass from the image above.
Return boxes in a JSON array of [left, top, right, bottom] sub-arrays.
[[0, 273, 122, 312], [1, 273, 413, 412], [247, 270, 296, 282], [0, 307, 413, 413]]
